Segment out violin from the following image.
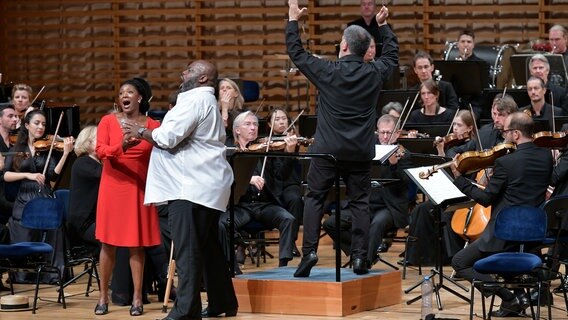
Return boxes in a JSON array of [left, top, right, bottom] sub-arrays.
[[398, 129, 429, 139], [433, 132, 471, 149], [33, 135, 66, 152], [533, 131, 568, 149], [246, 136, 314, 152], [419, 142, 516, 179]]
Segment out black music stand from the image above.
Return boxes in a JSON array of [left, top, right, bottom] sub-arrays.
[[377, 89, 419, 119], [403, 166, 474, 309], [434, 60, 489, 95]]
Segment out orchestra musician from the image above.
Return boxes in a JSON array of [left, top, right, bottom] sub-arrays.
[[521, 76, 564, 128], [528, 54, 568, 114], [549, 25, 568, 69], [287, 0, 398, 277], [381, 101, 403, 118], [406, 78, 457, 125], [323, 114, 411, 264], [405, 109, 477, 267], [348, 0, 383, 56], [218, 111, 296, 270], [451, 112, 552, 317], [410, 51, 459, 110], [218, 78, 246, 143], [10, 83, 34, 128]]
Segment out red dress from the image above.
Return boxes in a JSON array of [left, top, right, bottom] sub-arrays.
[[95, 114, 161, 247]]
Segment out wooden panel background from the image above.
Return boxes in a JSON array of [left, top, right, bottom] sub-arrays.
[[0, 0, 566, 126]]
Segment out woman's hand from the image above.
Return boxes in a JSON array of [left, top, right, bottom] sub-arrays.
[[63, 136, 74, 155], [28, 173, 45, 185], [284, 134, 298, 153]]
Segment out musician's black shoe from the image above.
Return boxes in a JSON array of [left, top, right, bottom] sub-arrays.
[[201, 307, 238, 318], [294, 251, 318, 278], [353, 258, 369, 275], [553, 278, 568, 293], [377, 239, 392, 253], [490, 296, 525, 317], [292, 245, 301, 257]]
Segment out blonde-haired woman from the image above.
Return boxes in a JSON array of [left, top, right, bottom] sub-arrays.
[[67, 125, 101, 249], [218, 78, 245, 134]]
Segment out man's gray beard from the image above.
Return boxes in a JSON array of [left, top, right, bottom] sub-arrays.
[[180, 78, 198, 92]]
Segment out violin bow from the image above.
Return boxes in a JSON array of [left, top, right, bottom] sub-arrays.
[[445, 106, 460, 137], [39, 111, 64, 192], [551, 91, 556, 133], [387, 97, 410, 145], [258, 115, 276, 196], [30, 85, 46, 107], [284, 109, 304, 134], [390, 92, 419, 145], [253, 98, 266, 117]]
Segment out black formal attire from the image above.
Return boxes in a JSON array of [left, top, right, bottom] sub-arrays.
[[406, 107, 457, 125], [410, 80, 459, 110], [451, 142, 552, 288], [219, 158, 296, 264], [546, 82, 568, 115], [323, 146, 411, 260], [0, 138, 13, 226], [286, 20, 398, 261], [521, 102, 564, 129], [67, 155, 101, 249], [348, 17, 382, 56]]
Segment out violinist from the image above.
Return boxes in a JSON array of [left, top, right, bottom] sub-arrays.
[[434, 110, 476, 157], [521, 76, 564, 128], [323, 114, 411, 263], [218, 110, 296, 270], [3, 109, 73, 283], [10, 83, 33, 128], [451, 112, 552, 317], [410, 51, 459, 110], [406, 78, 457, 125], [528, 54, 568, 113]]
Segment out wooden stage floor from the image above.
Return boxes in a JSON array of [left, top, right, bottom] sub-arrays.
[[1, 235, 567, 320]]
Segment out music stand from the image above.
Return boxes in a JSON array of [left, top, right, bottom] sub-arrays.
[[403, 166, 474, 309], [377, 89, 419, 119], [434, 60, 489, 95], [480, 88, 531, 120], [511, 53, 568, 87]]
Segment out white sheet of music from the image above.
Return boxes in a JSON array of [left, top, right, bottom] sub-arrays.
[[405, 166, 468, 206], [373, 144, 399, 163]]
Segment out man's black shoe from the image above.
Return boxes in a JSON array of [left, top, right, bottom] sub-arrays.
[[397, 259, 413, 267], [353, 258, 369, 275], [293, 251, 318, 278], [553, 281, 568, 293], [377, 239, 392, 253], [201, 307, 238, 318], [530, 288, 553, 306], [292, 245, 301, 257], [490, 296, 524, 317], [516, 292, 530, 309]]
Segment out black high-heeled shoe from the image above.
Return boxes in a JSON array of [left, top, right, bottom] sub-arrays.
[[94, 303, 109, 315], [129, 304, 143, 316]]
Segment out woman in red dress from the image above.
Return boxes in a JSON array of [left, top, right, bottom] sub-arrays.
[[94, 78, 160, 316]]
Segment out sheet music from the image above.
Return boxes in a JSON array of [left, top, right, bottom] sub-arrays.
[[373, 144, 399, 163], [405, 166, 469, 206]]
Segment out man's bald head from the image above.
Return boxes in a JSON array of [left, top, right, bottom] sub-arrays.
[[181, 60, 218, 91]]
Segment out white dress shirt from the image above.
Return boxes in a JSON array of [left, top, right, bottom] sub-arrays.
[[144, 86, 234, 212]]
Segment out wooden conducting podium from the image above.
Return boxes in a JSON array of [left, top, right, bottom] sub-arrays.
[[228, 150, 401, 317]]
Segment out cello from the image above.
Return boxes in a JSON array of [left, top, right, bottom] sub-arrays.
[[450, 169, 491, 241]]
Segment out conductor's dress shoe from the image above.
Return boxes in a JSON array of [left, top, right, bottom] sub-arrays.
[[352, 258, 369, 275], [294, 251, 318, 278], [490, 296, 525, 317], [201, 307, 238, 318]]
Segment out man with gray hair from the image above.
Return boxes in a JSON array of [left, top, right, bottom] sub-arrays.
[[287, 0, 398, 277], [529, 53, 568, 114], [549, 25, 568, 66]]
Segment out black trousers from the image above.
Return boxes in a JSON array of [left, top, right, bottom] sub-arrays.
[[167, 200, 237, 320], [302, 158, 371, 260]]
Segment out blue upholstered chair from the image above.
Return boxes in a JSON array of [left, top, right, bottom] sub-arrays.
[[0, 197, 66, 313], [241, 80, 260, 103], [470, 205, 548, 320]]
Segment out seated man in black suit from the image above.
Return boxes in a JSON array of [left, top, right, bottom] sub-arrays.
[[529, 53, 568, 114], [323, 114, 411, 266], [219, 111, 296, 270], [521, 76, 564, 129], [451, 112, 553, 317]]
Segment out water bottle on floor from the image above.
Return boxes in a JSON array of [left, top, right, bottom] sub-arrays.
[[421, 275, 433, 320]]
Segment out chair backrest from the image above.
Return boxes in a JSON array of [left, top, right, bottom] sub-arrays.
[[54, 189, 70, 220], [494, 205, 547, 242], [543, 195, 568, 231], [21, 197, 64, 231]]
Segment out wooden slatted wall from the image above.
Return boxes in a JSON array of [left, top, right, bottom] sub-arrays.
[[0, 0, 566, 126]]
